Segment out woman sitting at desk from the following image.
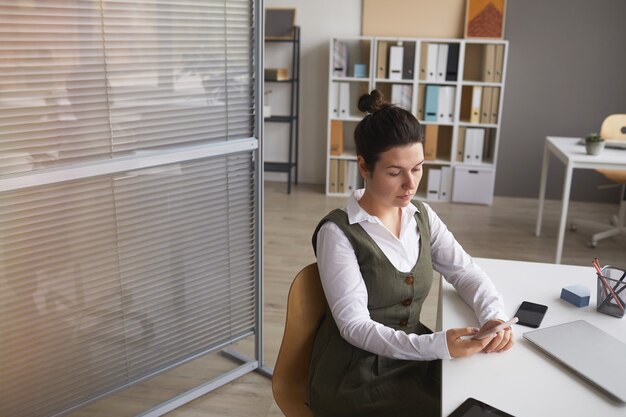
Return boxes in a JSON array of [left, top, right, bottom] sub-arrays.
[[309, 90, 514, 417]]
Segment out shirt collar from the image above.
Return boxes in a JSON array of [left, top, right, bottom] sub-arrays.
[[346, 189, 419, 225]]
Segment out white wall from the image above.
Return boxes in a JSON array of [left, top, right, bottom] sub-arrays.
[[264, 0, 362, 184]]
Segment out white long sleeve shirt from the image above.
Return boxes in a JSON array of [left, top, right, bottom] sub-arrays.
[[316, 189, 508, 361]]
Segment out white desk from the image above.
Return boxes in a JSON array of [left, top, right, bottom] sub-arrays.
[[535, 136, 626, 264], [441, 258, 626, 417]]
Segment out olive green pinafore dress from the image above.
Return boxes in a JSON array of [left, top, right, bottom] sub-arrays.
[[309, 201, 441, 417]]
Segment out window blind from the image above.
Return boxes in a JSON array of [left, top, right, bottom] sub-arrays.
[[0, 1, 259, 416]]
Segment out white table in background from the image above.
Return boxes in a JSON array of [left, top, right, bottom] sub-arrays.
[[535, 136, 626, 264], [441, 258, 626, 417]]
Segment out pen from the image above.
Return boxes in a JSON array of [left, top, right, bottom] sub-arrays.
[[593, 258, 625, 312]]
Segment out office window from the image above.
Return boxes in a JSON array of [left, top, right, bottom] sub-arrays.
[[0, 1, 259, 416]]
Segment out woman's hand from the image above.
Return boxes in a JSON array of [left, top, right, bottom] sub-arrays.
[[446, 327, 497, 358], [478, 319, 515, 353]]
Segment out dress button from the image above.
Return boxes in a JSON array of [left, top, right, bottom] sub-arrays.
[[405, 274, 414, 285], [399, 319, 408, 327], [401, 298, 412, 306]]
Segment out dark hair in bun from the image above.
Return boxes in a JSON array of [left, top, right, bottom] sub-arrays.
[[354, 89, 423, 172]]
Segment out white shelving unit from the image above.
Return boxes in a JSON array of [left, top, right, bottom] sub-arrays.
[[326, 36, 508, 205]]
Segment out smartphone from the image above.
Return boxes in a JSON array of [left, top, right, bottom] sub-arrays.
[[471, 317, 519, 340], [514, 301, 548, 328], [448, 397, 515, 417]]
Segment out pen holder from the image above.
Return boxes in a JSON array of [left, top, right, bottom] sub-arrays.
[[596, 265, 626, 318]]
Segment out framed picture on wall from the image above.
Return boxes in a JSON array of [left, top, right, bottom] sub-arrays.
[[265, 8, 296, 40], [464, 0, 506, 39]]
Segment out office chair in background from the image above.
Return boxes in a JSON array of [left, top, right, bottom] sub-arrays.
[[272, 263, 326, 417], [571, 114, 626, 247]]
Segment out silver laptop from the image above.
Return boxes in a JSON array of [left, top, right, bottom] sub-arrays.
[[523, 320, 626, 402]]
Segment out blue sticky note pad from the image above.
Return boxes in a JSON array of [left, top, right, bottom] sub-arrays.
[[560, 285, 590, 307]]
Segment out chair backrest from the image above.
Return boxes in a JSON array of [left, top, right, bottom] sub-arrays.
[[598, 115, 626, 184], [272, 263, 326, 417], [600, 114, 626, 141]]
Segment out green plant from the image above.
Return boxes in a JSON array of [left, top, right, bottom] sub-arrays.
[[585, 132, 604, 143]]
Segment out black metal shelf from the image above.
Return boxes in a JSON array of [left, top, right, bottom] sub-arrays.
[[264, 78, 299, 83], [263, 26, 300, 194], [265, 115, 298, 123]]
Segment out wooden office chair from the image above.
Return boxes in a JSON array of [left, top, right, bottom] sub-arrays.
[[572, 114, 626, 247], [272, 263, 326, 417]]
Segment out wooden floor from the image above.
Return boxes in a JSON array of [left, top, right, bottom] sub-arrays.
[[71, 182, 626, 417]]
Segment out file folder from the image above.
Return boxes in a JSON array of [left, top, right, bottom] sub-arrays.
[[480, 86, 492, 124], [439, 166, 452, 201], [377, 41, 389, 79], [419, 42, 429, 80], [445, 43, 459, 81], [402, 42, 416, 79], [457, 127, 466, 162], [424, 85, 439, 122], [347, 161, 358, 192], [330, 82, 340, 117], [424, 124, 439, 160], [464, 129, 475, 164], [338, 82, 350, 118], [494, 44, 505, 83], [416, 84, 426, 121], [388, 45, 404, 80], [489, 87, 500, 125], [330, 120, 344, 156], [472, 128, 485, 164], [482, 44, 496, 82], [391, 84, 412, 111], [470, 86, 482, 124], [427, 168, 442, 200], [333, 40, 348, 77], [436, 43, 449, 82], [338, 160, 346, 193], [329, 159, 338, 193], [426, 43, 438, 82], [438, 86, 455, 124]]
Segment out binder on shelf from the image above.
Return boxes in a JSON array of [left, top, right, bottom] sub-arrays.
[[416, 84, 426, 120], [426, 43, 438, 82], [330, 120, 344, 156], [402, 43, 415, 79], [465, 128, 485, 164], [435, 43, 449, 82], [329, 159, 339, 192], [438, 86, 455, 123], [457, 127, 466, 162], [489, 87, 500, 125], [427, 168, 442, 200], [482, 44, 496, 82], [388, 45, 404, 80], [439, 166, 452, 201], [330, 82, 340, 117], [347, 160, 358, 193], [445, 43, 459, 81], [464, 128, 475, 164], [338, 160, 346, 193], [333, 40, 348, 77], [472, 129, 485, 164], [424, 85, 439, 122], [459, 87, 472, 122], [392, 84, 413, 111], [480, 86, 492, 124], [338, 82, 350, 118], [419, 42, 429, 80], [470, 86, 482, 124], [377, 41, 389, 78], [424, 124, 439, 160], [494, 44, 505, 83]]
